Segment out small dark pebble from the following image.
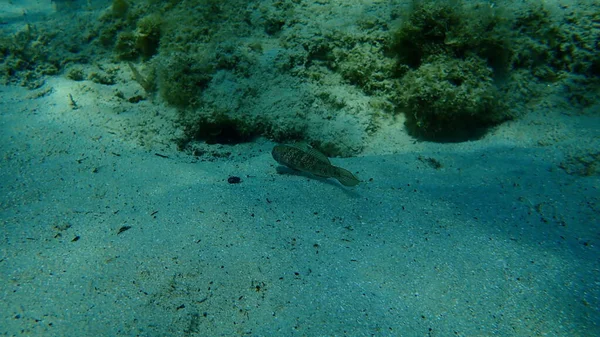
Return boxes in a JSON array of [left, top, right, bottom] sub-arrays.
[[228, 176, 242, 184]]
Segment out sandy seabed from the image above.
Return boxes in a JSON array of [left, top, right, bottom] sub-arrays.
[[1, 72, 599, 337], [1, 1, 599, 336]]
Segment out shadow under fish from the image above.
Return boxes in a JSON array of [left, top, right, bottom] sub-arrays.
[[272, 144, 360, 187]]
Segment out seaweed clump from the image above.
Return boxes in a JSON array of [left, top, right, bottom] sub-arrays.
[[114, 14, 162, 61], [400, 55, 505, 139], [0, 25, 61, 88], [154, 52, 215, 107], [112, 0, 130, 18], [391, 0, 512, 140], [391, 0, 600, 140]]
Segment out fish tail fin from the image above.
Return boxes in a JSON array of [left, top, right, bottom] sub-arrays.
[[333, 166, 360, 187]]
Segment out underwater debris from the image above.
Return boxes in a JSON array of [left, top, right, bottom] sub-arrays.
[[68, 93, 79, 110], [117, 225, 132, 235]]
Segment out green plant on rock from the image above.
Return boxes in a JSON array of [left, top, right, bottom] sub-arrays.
[[112, 0, 129, 18], [155, 52, 215, 107], [135, 14, 162, 59], [389, 0, 518, 140], [336, 43, 396, 94], [392, 0, 462, 69], [113, 14, 162, 61], [114, 31, 138, 60], [399, 55, 507, 139], [392, 0, 511, 74]]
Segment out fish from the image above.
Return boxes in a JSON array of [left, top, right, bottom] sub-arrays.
[[272, 143, 360, 187]]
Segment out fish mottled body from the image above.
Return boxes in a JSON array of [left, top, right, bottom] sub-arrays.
[[272, 144, 360, 187]]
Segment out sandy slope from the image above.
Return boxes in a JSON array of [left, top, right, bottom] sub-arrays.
[[0, 68, 599, 337], [1, 0, 600, 335]]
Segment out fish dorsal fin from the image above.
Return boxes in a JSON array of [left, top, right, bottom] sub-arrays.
[[291, 143, 331, 164]]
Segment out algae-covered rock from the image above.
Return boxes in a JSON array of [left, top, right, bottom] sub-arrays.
[[399, 55, 507, 139], [154, 52, 215, 107], [114, 31, 138, 60], [65, 66, 85, 81], [510, 2, 600, 78], [112, 0, 129, 18], [0, 25, 60, 88], [389, 0, 520, 139], [391, 0, 512, 76], [135, 14, 162, 59], [113, 14, 162, 61], [4, 0, 598, 156], [335, 42, 396, 95]]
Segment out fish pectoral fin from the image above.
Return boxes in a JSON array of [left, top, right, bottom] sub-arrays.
[[306, 148, 331, 165], [312, 171, 331, 178]]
